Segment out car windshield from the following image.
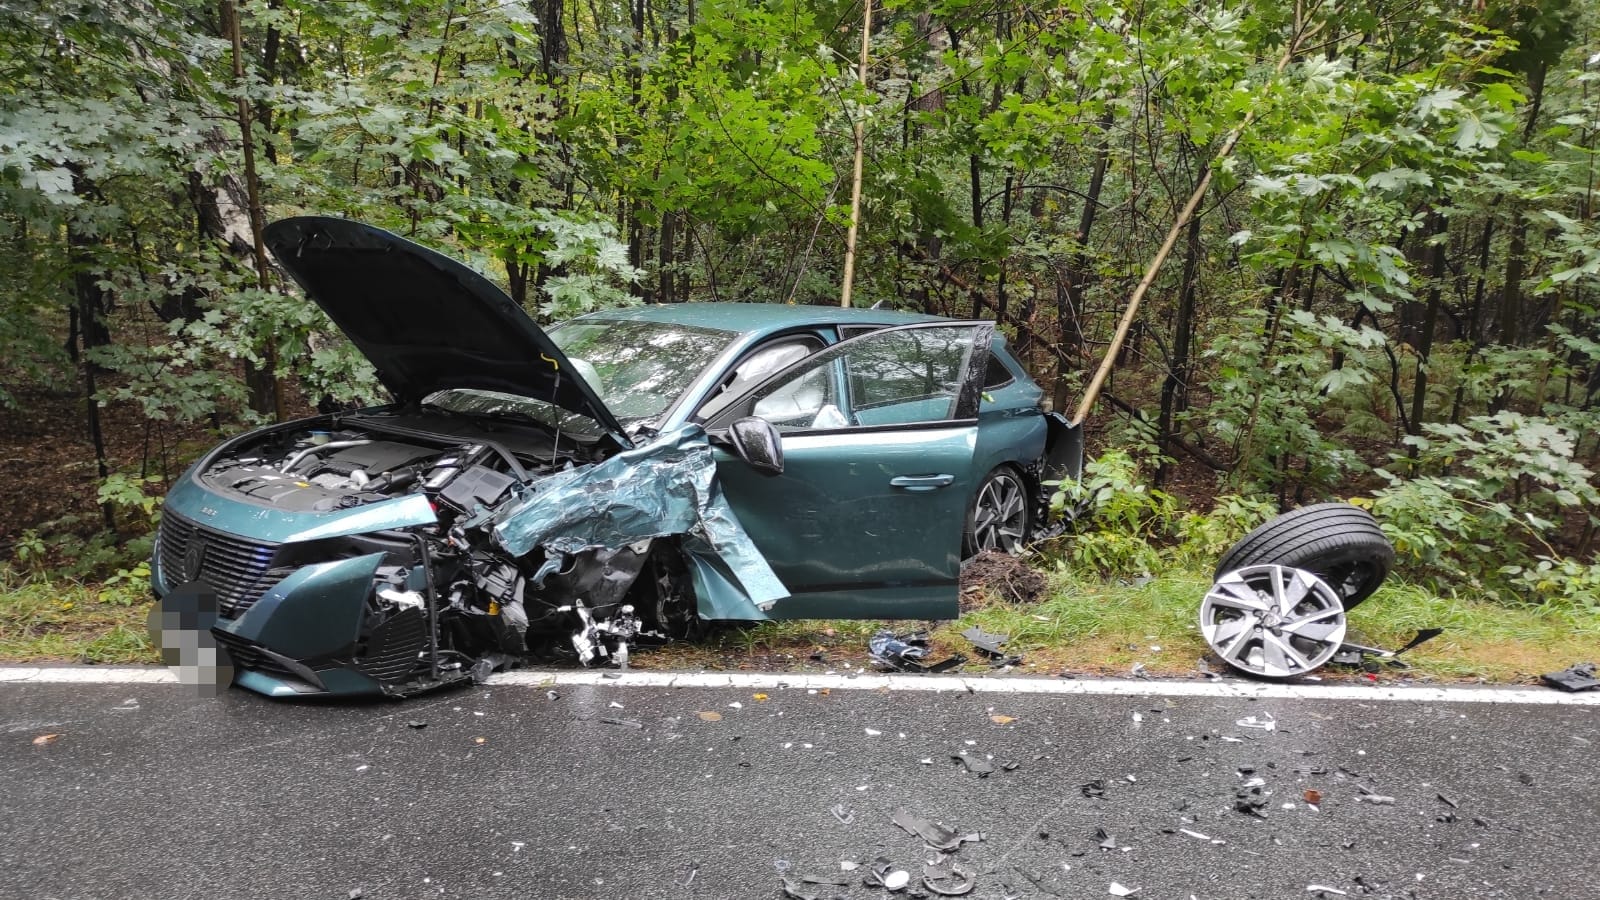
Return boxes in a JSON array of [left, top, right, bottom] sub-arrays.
[[551, 318, 737, 419], [422, 318, 736, 435]]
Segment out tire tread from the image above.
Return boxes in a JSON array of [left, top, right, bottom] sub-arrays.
[[1214, 502, 1394, 607]]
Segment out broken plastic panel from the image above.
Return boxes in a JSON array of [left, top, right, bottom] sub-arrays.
[[1331, 627, 1444, 668], [491, 424, 787, 618], [1543, 662, 1600, 692], [892, 809, 980, 852], [923, 860, 976, 896], [961, 625, 1023, 667], [869, 630, 966, 673]]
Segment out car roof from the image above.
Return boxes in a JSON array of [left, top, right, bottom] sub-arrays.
[[575, 301, 945, 336]]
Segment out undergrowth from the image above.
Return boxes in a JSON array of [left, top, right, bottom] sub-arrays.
[[0, 565, 156, 664]]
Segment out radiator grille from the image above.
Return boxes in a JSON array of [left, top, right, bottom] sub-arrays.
[[211, 630, 298, 681], [158, 511, 282, 618], [354, 608, 428, 683]]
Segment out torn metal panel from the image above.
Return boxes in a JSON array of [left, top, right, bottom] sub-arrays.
[[683, 553, 773, 622], [490, 424, 787, 616]]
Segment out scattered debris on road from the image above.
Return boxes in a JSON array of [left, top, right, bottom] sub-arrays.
[[1542, 662, 1599, 692], [781, 871, 853, 899], [868, 630, 965, 673], [961, 626, 1023, 667], [864, 857, 912, 891], [923, 859, 976, 896], [952, 751, 997, 777], [892, 809, 982, 852]]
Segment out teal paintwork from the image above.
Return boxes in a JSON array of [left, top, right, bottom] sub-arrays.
[[160, 442, 435, 555], [235, 667, 381, 697], [215, 553, 383, 659], [714, 425, 979, 619], [489, 423, 786, 617], [683, 554, 773, 622], [155, 248, 1054, 697]]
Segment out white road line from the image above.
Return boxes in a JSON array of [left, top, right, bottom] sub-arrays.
[[3, 665, 1599, 705]]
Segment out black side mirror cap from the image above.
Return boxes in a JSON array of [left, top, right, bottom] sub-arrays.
[[727, 416, 784, 476]]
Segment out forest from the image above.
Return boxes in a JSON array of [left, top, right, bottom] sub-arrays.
[[1, 0, 1597, 613]]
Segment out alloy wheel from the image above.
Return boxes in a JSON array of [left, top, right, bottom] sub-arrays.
[[971, 470, 1029, 555], [1200, 564, 1347, 678]]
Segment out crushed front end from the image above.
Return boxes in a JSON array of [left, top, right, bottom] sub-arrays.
[[151, 415, 782, 698]]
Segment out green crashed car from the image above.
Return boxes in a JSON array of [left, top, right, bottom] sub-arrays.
[[150, 217, 1079, 697]]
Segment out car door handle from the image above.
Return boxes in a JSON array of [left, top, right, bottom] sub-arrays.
[[889, 474, 955, 491]]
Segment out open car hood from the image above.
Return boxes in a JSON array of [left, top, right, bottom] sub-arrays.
[[264, 216, 631, 446]]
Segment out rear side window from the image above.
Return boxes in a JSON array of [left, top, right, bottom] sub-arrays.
[[984, 354, 1016, 389]]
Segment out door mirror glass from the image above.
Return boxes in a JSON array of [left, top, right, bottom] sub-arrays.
[[727, 416, 784, 476]]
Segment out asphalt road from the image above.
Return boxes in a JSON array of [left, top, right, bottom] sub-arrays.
[[2, 671, 1596, 900]]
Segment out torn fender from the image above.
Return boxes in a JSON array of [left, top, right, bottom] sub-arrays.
[[489, 424, 785, 619]]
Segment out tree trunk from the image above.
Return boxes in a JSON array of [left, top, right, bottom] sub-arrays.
[[223, 0, 283, 420], [1409, 209, 1446, 440], [1450, 217, 1495, 425], [839, 0, 872, 308], [1053, 108, 1115, 411], [659, 209, 679, 303], [1157, 209, 1203, 485], [625, 0, 646, 288], [68, 171, 115, 531]]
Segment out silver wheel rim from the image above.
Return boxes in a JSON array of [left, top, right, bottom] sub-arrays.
[[973, 471, 1028, 554], [1200, 564, 1346, 678]]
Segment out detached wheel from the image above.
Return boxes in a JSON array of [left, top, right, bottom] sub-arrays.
[[1201, 564, 1347, 678], [964, 467, 1032, 557], [1215, 502, 1394, 608]]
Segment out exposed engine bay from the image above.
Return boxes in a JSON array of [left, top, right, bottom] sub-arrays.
[[185, 412, 697, 696], [199, 411, 589, 514]]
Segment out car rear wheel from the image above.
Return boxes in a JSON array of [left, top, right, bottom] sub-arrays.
[[1214, 502, 1394, 608], [964, 466, 1032, 557]]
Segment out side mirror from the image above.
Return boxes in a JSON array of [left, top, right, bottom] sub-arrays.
[[727, 416, 784, 476]]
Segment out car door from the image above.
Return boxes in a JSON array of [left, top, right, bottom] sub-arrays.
[[702, 322, 993, 619]]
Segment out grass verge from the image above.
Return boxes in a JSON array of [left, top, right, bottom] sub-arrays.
[[1, 565, 1594, 684], [650, 568, 1600, 684], [0, 570, 157, 664]]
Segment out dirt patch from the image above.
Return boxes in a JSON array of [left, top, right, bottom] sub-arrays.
[[959, 551, 1048, 610]]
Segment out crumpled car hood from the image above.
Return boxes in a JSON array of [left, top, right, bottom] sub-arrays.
[[488, 423, 787, 617], [264, 216, 630, 446]]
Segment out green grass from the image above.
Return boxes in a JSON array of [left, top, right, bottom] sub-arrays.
[[646, 566, 1600, 684], [0, 569, 158, 664], [932, 568, 1600, 682], [1, 562, 1594, 684]]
